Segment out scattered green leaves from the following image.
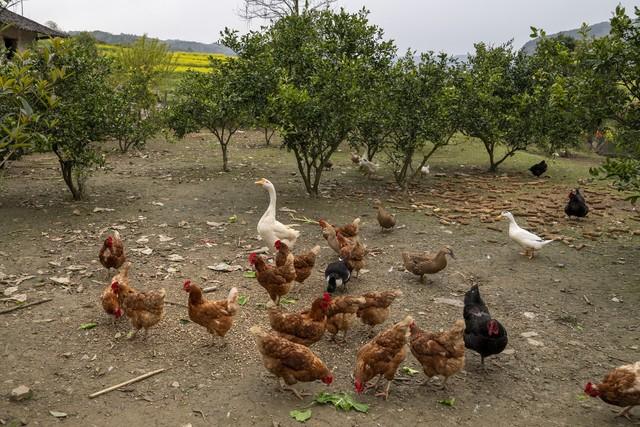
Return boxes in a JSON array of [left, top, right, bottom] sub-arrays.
[[437, 397, 456, 407], [314, 392, 369, 413], [402, 366, 419, 376], [179, 318, 190, 325], [243, 271, 257, 278], [290, 409, 312, 423], [79, 322, 97, 330], [228, 215, 237, 223], [576, 393, 588, 401], [237, 295, 248, 306], [280, 297, 297, 305]]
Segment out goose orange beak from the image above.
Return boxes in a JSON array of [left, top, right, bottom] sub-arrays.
[[255, 178, 266, 185]]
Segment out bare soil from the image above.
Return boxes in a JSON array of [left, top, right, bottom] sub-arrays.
[[0, 132, 638, 427]]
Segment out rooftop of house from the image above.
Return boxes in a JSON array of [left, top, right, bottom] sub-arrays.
[[0, 8, 67, 38]]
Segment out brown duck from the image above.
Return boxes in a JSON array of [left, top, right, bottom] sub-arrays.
[[402, 246, 455, 282], [376, 206, 396, 231]]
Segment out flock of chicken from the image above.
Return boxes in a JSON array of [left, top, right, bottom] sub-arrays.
[[96, 176, 638, 419]]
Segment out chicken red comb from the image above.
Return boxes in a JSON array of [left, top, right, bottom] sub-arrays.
[[184, 279, 191, 286], [248, 252, 257, 263], [322, 292, 331, 302], [274, 240, 282, 249]]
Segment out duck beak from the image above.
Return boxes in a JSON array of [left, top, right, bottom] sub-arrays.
[[254, 178, 266, 185], [494, 215, 504, 221], [449, 250, 456, 259]]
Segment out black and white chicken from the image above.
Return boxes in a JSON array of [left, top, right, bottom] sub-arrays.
[[463, 285, 508, 366], [565, 188, 589, 219], [325, 259, 351, 293], [529, 160, 547, 177]]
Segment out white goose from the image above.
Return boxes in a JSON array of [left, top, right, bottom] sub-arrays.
[[255, 178, 300, 250], [498, 211, 554, 259]]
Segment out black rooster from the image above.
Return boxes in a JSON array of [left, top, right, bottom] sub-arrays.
[[463, 285, 508, 366], [325, 259, 351, 293], [529, 160, 547, 177], [565, 188, 589, 218]]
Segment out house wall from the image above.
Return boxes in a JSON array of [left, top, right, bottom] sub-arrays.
[[0, 26, 38, 51]]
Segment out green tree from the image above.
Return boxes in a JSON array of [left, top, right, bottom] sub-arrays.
[[385, 51, 462, 187], [460, 42, 537, 172], [0, 47, 63, 168], [528, 27, 589, 156], [168, 57, 252, 172], [270, 9, 395, 195], [109, 35, 173, 152], [35, 35, 115, 200], [220, 28, 280, 145], [589, 6, 640, 202]]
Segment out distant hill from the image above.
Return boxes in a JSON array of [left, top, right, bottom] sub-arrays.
[[521, 21, 611, 54], [68, 30, 235, 55]]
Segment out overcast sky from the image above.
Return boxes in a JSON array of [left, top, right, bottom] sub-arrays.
[[15, 0, 639, 54]]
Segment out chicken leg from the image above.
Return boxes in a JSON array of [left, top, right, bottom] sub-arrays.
[[616, 405, 634, 420], [374, 380, 392, 400], [279, 378, 310, 400]]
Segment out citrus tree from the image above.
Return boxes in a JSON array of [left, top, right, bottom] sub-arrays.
[[35, 35, 114, 200], [270, 9, 395, 195], [385, 51, 462, 187], [460, 42, 538, 172], [0, 48, 63, 168], [588, 6, 640, 202], [168, 57, 253, 172]]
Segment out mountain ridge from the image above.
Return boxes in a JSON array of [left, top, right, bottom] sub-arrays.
[[68, 30, 235, 55]]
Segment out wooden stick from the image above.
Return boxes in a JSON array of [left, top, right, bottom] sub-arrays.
[[164, 300, 187, 308], [89, 368, 167, 399], [0, 298, 53, 315]]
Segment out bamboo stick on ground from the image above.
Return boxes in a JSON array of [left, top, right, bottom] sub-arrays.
[[89, 368, 167, 399]]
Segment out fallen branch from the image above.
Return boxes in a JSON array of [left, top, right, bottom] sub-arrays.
[[164, 300, 187, 308], [0, 298, 53, 315], [89, 368, 167, 399], [288, 213, 319, 225]]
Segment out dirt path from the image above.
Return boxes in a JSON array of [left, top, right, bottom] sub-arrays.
[[0, 133, 638, 426]]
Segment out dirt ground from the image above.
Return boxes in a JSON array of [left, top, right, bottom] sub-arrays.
[[0, 132, 638, 427]]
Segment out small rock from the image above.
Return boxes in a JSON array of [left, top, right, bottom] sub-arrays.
[[158, 235, 174, 242], [630, 345, 638, 350], [50, 276, 70, 285], [527, 338, 544, 347], [611, 297, 622, 303], [167, 254, 184, 262], [556, 263, 566, 268], [520, 331, 539, 338], [49, 411, 67, 418], [62, 352, 72, 358], [115, 332, 122, 339], [76, 285, 84, 293], [171, 381, 180, 388], [502, 349, 515, 355], [522, 312, 536, 319], [433, 297, 464, 308], [10, 385, 32, 402], [3, 286, 18, 296], [72, 209, 81, 216]]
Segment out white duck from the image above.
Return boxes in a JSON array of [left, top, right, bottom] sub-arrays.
[[498, 211, 554, 259], [255, 178, 300, 250]]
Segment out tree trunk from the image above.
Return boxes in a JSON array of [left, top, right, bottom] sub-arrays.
[[264, 128, 275, 146], [53, 144, 83, 200], [60, 160, 83, 200], [484, 141, 498, 172], [221, 143, 230, 172], [367, 145, 378, 162]]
